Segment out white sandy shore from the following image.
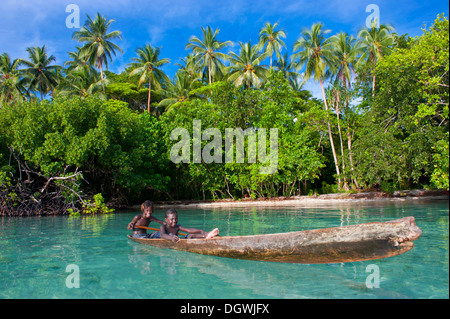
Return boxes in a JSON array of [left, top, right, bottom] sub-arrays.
[[150, 190, 448, 210]]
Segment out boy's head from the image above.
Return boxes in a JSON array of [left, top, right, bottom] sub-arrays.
[[141, 200, 154, 218], [165, 208, 178, 227]]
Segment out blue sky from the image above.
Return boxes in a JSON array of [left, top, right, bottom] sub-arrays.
[[0, 0, 448, 98]]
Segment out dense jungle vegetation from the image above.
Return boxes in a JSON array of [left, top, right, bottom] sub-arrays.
[[0, 13, 448, 216]]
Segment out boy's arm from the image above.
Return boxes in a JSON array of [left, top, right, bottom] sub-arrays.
[[159, 225, 179, 243], [127, 215, 141, 230], [150, 215, 166, 225]]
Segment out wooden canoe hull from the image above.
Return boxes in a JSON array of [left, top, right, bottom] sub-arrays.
[[127, 216, 422, 264]]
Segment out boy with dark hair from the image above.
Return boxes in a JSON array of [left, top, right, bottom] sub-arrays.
[[159, 208, 219, 242], [127, 200, 165, 238]]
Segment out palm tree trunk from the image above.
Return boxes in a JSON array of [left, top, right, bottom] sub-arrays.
[[98, 59, 104, 80], [208, 62, 212, 86], [208, 61, 213, 96], [347, 125, 359, 189], [344, 92, 359, 190], [335, 91, 349, 191], [371, 59, 376, 97], [99, 60, 105, 93], [372, 74, 376, 97], [147, 78, 152, 114], [320, 79, 341, 189]]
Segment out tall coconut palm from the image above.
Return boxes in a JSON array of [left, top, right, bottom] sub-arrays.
[[19, 45, 61, 100], [72, 13, 123, 80], [357, 19, 395, 96], [127, 44, 170, 114], [330, 32, 361, 89], [329, 32, 362, 189], [186, 26, 232, 85], [292, 22, 342, 188], [227, 41, 269, 89], [258, 22, 287, 68], [0, 52, 26, 103]]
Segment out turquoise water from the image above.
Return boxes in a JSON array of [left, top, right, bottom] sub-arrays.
[[0, 199, 448, 299]]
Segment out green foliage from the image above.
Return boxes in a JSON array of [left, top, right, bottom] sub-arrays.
[[106, 82, 149, 110], [82, 193, 114, 214], [431, 132, 449, 190], [162, 71, 325, 199], [353, 14, 449, 189], [0, 95, 170, 205]]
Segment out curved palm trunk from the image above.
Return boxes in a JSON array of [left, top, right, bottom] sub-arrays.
[[98, 59, 106, 94], [320, 79, 341, 189], [335, 91, 349, 191], [337, 114, 348, 190], [347, 125, 359, 189], [98, 58, 104, 80]]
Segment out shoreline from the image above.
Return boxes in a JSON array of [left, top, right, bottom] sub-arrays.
[[150, 189, 449, 210]]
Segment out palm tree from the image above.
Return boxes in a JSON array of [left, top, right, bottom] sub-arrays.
[[357, 19, 395, 96], [330, 32, 361, 89], [292, 22, 342, 188], [258, 22, 287, 67], [227, 41, 269, 89], [158, 70, 202, 111], [176, 54, 200, 78], [19, 45, 61, 100], [64, 46, 89, 72], [186, 26, 232, 85], [0, 52, 26, 103], [58, 65, 108, 99], [329, 32, 362, 189], [127, 44, 170, 114], [72, 13, 123, 80], [273, 52, 302, 89]]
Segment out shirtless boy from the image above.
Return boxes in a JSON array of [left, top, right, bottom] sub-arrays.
[[159, 208, 219, 242], [127, 200, 165, 238]]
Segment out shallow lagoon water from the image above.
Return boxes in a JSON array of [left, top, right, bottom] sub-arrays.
[[0, 199, 448, 299]]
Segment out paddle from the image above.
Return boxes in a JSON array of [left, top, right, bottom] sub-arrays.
[[135, 225, 188, 237]]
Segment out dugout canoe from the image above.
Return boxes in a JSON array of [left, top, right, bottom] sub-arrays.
[[127, 216, 422, 264]]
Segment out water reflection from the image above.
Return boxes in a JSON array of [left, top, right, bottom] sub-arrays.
[[126, 239, 414, 299]]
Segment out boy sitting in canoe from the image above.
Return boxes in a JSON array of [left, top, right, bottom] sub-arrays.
[[158, 208, 219, 242], [127, 200, 166, 238]]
